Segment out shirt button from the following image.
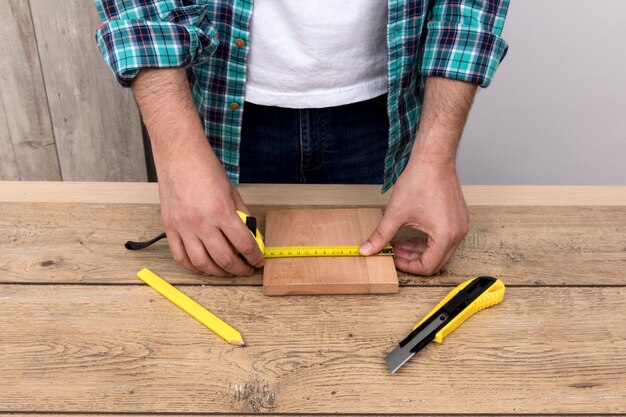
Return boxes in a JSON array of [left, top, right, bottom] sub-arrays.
[[229, 101, 239, 110], [235, 38, 245, 48]]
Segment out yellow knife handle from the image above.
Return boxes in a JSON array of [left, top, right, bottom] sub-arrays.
[[236, 210, 265, 253], [413, 277, 506, 343]]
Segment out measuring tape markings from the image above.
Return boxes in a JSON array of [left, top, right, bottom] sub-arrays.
[[237, 211, 394, 258], [264, 245, 394, 258], [125, 211, 394, 258]]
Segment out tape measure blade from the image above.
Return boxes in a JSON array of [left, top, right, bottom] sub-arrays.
[[264, 245, 393, 258]]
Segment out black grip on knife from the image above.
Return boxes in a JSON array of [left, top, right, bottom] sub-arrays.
[[400, 276, 497, 352]]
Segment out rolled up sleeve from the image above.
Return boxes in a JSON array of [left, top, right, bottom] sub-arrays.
[[94, 1, 219, 87], [418, 0, 510, 88]]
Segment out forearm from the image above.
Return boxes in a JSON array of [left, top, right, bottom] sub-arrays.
[[131, 68, 220, 174], [409, 77, 477, 166], [130, 68, 261, 276]]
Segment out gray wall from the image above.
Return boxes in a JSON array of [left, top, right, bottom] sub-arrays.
[[459, 0, 626, 184]]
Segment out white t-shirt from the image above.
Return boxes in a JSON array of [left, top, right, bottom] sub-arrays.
[[244, 0, 388, 109]]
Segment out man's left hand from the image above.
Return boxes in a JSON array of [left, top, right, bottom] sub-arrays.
[[359, 159, 469, 276]]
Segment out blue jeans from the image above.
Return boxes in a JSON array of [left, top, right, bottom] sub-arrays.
[[239, 95, 388, 184]]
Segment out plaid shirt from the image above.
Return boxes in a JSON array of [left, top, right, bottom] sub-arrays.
[[95, 0, 509, 192]]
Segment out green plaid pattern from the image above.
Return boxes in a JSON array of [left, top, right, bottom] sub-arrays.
[[95, 0, 509, 191]]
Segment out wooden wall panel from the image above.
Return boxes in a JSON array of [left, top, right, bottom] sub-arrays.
[[29, 0, 146, 181], [0, 97, 19, 179], [0, 0, 61, 180]]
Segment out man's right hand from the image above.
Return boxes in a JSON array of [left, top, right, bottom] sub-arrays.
[[132, 68, 264, 276]]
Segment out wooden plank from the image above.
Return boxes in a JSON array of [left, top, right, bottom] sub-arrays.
[[0, 415, 445, 417], [0, 0, 61, 180], [0, 412, 366, 417], [1, 182, 626, 206], [0, 415, 493, 417], [0, 97, 19, 179], [0, 202, 624, 286], [28, 0, 146, 181], [0, 201, 260, 285], [263, 209, 398, 295], [0, 415, 392, 417], [0, 409, 555, 416], [0, 285, 624, 413]]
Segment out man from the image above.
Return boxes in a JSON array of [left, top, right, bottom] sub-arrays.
[[94, 0, 509, 277]]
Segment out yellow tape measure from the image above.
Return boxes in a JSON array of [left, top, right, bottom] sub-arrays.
[[124, 212, 393, 258], [237, 211, 394, 258], [264, 245, 394, 258]]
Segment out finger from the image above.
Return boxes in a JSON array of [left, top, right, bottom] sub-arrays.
[[392, 246, 423, 261], [394, 253, 445, 276], [202, 231, 255, 276], [428, 227, 466, 274], [359, 213, 401, 256], [221, 213, 265, 268], [166, 232, 203, 275], [393, 236, 428, 249], [399, 234, 450, 276], [184, 236, 231, 276], [394, 255, 427, 274], [392, 237, 428, 257], [433, 240, 462, 273], [416, 235, 450, 275]]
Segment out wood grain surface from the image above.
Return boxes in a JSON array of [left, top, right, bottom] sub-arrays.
[[1, 285, 624, 414], [2, 182, 626, 205], [28, 0, 146, 181], [0, 202, 624, 286], [0, 0, 61, 180], [263, 208, 398, 295], [1, 183, 625, 415]]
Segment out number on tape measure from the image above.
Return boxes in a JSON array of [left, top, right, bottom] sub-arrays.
[[263, 245, 393, 258]]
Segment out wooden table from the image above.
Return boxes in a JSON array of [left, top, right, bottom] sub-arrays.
[[1, 182, 625, 415]]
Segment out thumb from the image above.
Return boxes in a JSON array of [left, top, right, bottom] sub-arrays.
[[359, 213, 399, 256]]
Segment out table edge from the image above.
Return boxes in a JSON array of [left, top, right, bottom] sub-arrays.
[[1, 181, 625, 206]]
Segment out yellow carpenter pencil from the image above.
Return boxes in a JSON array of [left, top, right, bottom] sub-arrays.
[[136, 268, 245, 346]]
